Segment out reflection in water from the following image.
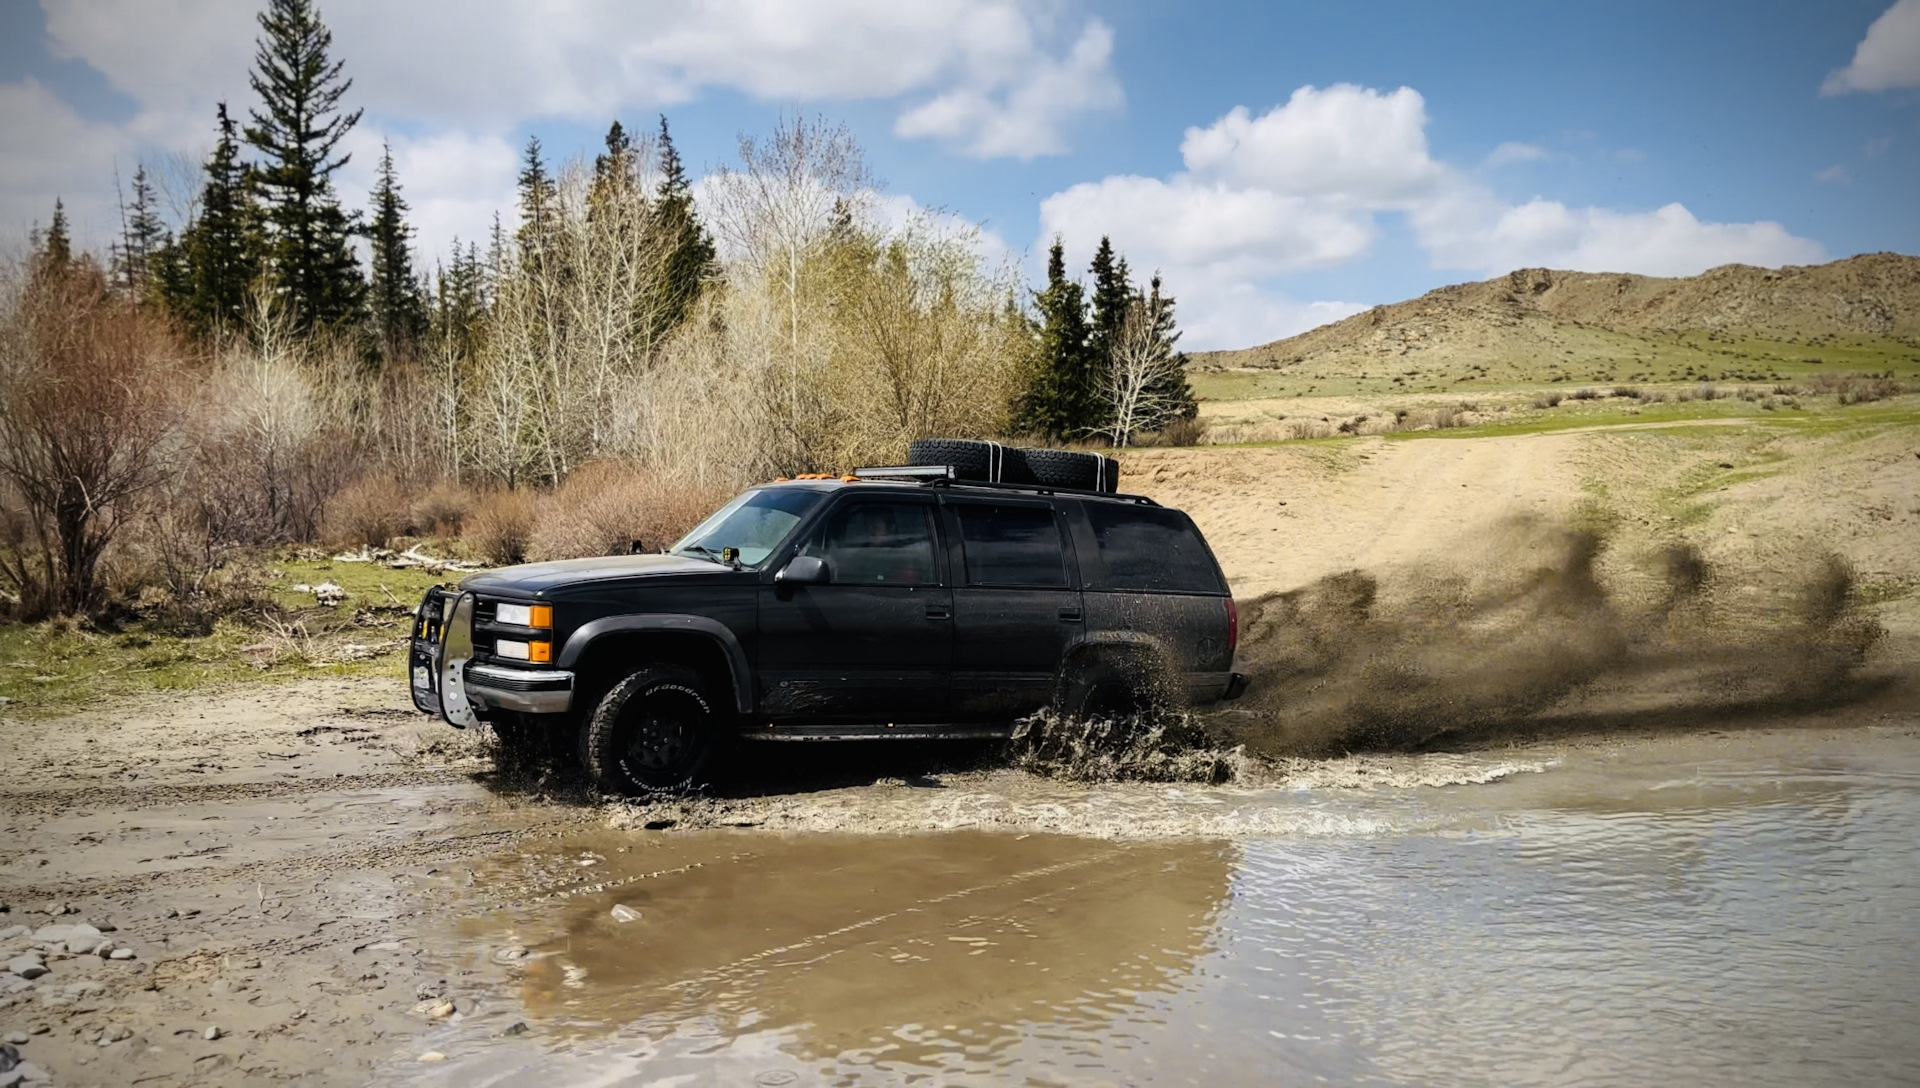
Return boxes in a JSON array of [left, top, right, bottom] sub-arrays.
[[399, 727, 1920, 1086], [492, 832, 1232, 1082]]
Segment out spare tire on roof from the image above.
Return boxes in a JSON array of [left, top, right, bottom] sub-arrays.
[[907, 439, 1023, 482], [1014, 447, 1120, 493]]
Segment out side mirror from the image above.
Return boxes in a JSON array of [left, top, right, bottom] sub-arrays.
[[775, 555, 830, 586]]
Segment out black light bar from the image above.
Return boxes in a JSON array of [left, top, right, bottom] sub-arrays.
[[852, 464, 955, 480]]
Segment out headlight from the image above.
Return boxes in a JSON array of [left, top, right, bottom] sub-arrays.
[[495, 602, 552, 628]]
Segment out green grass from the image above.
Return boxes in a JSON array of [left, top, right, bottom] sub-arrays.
[[0, 551, 467, 716]]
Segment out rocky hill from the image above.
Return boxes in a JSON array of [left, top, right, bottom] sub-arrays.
[[1192, 253, 1920, 384]]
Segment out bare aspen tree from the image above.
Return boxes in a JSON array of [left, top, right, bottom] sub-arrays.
[[1098, 294, 1187, 447], [703, 115, 870, 471]]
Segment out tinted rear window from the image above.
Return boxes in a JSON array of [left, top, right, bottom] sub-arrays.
[[1086, 504, 1223, 593], [953, 503, 1067, 587]]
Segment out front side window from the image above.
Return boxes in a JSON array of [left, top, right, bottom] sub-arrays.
[[671, 488, 822, 568], [800, 502, 939, 585], [953, 502, 1067, 587]]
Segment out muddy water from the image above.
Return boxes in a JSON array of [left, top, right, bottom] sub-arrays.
[[394, 726, 1920, 1086]]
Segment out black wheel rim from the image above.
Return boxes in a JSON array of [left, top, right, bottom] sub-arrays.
[[621, 687, 705, 778]]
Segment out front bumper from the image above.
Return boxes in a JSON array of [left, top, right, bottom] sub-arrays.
[[464, 663, 574, 715]]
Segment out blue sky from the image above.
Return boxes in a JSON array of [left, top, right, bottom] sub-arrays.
[[2, 0, 1915, 348]]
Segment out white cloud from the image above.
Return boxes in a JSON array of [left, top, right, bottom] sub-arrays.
[[338, 128, 523, 265], [39, 0, 1120, 159], [1823, 0, 1920, 94], [0, 77, 134, 245], [1041, 176, 1373, 279], [1040, 83, 1828, 350], [894, 19, 1121, 158], [1179, 85, 1443, 200], [1815, 164, 1852, 184], [1486, 141, 1550, 167], [1416, 199, 1825, 277]]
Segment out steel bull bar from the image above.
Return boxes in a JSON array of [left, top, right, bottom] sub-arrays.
[[410, 587, 576, 728]]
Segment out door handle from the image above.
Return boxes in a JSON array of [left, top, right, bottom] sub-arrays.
[[1058, 607, 1083, 623], [926, 605, 952, 620]]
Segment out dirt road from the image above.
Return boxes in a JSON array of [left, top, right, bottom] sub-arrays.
[[0, 678, 606, 1086]]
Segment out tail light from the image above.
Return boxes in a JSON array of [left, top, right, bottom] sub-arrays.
[[1226, 597, 1239, 653]]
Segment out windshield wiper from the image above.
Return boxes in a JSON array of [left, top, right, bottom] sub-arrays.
[[677, 544, 740, 569]]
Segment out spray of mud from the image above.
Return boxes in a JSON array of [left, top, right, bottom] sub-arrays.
[[1212, 515, 1889, 757]]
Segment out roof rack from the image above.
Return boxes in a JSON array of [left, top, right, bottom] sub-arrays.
[[851, 464, 1158, 505]]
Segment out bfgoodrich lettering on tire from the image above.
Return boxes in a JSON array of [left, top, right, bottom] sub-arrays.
[[581, 664, 719, 794]]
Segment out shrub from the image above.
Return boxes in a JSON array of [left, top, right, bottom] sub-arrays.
[[1154, 416, 1209, 447], [1568, 387, 1602, 400], [0, 266, 184, 618], [1611, 385, 1643, 400], [411, 480, 476, 537], [463, 489, 536, 565], [530, 461, 727, 562], [1532, 392, 1564, 409], [323, 475, 414, 550]]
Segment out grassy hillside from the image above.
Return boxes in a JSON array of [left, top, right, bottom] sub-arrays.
[[1189, 253, 1920, 400]]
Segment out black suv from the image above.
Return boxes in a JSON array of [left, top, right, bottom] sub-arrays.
[[410, 445, 1246, 794]]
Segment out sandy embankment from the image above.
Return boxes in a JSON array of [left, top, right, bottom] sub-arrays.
[[0, 421, 1916, 1085]]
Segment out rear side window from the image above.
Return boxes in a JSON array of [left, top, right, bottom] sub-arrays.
[[952, 503, 1067, 587], [1086, 504, 1223, 593]]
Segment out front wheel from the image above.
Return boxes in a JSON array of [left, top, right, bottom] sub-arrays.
[[580, 664, 722, 795]]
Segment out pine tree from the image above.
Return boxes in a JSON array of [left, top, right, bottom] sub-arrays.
[[1010, 239, 1094, 441], [1085, 236, 1133, 437], [515, 136, 558, 262], [176, 103, 266, 336], [245, 0, 365, 330], [365, 142, 428, 360], [651, 116, 717, 340], [1087, 236, 1131, 365], [112, 166, 171, 299], [31, 199, 74, 285], [433, 240, 487, 360]]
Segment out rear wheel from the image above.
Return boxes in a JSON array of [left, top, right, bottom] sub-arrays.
[[580, 664, 721, 794], [1058, 653, 1149, 720]]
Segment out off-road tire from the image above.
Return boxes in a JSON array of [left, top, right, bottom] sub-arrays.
[[1018, 448, 1119, 492], [907, 438, 1032, 483], [1057, 653, 1147, 720], [580, 664, 720, 795]]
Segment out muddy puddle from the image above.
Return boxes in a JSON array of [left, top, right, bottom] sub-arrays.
[[370, 723, 1920, 1087]]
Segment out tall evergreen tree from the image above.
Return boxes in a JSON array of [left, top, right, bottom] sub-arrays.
[[651, 116, 717, 340], [33, 199, 73, 282], [433, 240, 487, 360], [364, 142, 428, 359], [113, 166, 171, 299], [515, 136, 558, 261], [1087, 236, 1131, 368], [1139, 273, 1198, 425], [174, 103, 266, 336], [245, 0, 364, 330], [1010, 239, 1094, 441]]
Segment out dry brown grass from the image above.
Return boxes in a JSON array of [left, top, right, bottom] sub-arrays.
[[528, 461, 727, 562]]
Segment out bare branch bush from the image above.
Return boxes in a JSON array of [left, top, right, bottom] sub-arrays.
[[0, 261, 185, 617]]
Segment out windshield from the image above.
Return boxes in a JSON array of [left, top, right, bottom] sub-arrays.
[[669, 487, 823, 569]]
